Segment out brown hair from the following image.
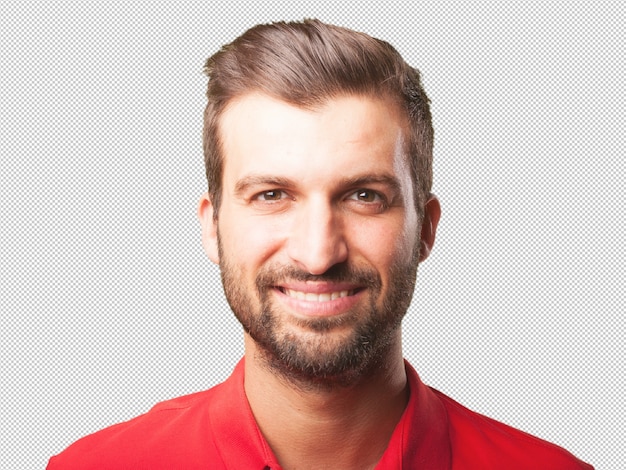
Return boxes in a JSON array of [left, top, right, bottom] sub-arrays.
[[203, 19, 433, 219]]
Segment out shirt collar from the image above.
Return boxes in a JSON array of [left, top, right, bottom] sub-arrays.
[[209, 359, 451, 470], [375, 360, 451, 469], [207, 359, 280, 469]]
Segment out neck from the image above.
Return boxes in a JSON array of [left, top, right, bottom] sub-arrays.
[[243, 334, 408, 470]]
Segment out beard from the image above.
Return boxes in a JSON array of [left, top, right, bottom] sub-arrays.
[[217, 235, 419, 389]]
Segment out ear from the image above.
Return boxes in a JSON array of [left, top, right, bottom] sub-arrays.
[[419, 194, 441, 263], [197, 192, 220, 264]]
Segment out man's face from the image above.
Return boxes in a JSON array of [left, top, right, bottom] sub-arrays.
[[201, 93, 425, 386]]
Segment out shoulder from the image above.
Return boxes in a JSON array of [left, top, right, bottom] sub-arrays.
[[47, 385, 226, 470], [432, 388, 593, 470]]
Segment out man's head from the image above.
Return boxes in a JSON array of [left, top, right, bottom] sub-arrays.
[[202, 19, 434, 222], [199, 20, 440, 387]]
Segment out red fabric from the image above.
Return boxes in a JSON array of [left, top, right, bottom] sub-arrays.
[[48, 360, 593, 469]]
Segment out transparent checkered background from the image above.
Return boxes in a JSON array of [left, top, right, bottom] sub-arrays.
[[1, 1, 623, 468]]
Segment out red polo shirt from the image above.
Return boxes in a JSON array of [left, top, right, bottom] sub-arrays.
[[48, 360, 592, 469]]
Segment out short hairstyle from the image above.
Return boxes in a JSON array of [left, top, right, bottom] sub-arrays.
[[203, 19, 433, 220]]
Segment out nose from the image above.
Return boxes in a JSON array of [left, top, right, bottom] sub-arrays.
[[286, 199, 348, 275]]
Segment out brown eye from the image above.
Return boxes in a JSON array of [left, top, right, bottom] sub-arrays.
[[351, 189, 381, 203], [255, 190, 286, 201]]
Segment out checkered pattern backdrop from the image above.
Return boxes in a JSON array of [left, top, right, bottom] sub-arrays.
[[1, 1, 623, 468]]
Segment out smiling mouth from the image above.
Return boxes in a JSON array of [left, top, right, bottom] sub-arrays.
[[278, 287, 359, 302]]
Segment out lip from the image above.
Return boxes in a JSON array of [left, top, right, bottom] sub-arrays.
[[273, 282, 365, 318], [277, 281, 363, 294]]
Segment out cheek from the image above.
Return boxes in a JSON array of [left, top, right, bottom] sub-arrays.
[[350, 217, 416, 269], [220, 213, 286, 269]]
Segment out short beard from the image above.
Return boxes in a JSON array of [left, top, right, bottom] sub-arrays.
[[218, 237, 419, 390]]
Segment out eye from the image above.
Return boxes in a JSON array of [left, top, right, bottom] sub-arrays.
[[254, 190, 287, 201], [345, 188, 390, 213], [350, 189, 383, 203]]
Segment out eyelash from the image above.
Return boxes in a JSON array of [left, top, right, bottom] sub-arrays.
[[348, 189, 385, 203], [253, 190, 290, 202]]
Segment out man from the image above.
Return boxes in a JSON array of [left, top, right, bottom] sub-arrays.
[[48, 19, 592, 469]]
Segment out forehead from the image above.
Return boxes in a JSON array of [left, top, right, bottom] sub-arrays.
[[218, 93, 410, 185]]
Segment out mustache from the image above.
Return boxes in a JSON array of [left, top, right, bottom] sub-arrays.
[[255, 263, 382, 289]]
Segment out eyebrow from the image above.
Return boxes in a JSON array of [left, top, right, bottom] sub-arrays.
[[340, 174, 403, 193], [234, 175, 296, 197], [233, 173, 403, 196]]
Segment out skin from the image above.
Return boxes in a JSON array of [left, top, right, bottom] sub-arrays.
[[198, 93, 440, 470]]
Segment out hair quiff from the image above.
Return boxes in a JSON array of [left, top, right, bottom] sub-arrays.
[[203, 19, 433, 219]]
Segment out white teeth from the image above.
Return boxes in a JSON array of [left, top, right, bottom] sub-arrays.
[[284, 289, 352, 302], [318, 293, 331, 302]]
